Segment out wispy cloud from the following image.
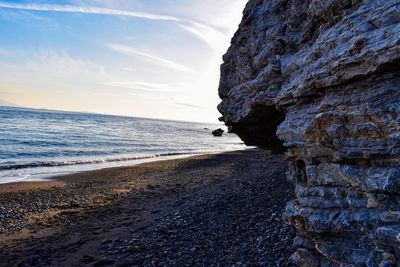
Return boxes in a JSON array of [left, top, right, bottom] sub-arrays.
[[100, 81, 177, 93], [175, 102, 203, 109], [107, 44, 195, 74], [0, 2, 235, 52], [0, 9, 53, 23], [93, 90, 172, 102], [178, 21, 226, 52], [0, 2, 180, 22], [129, 92, 158, 100], [25, 49, 104, 75], [121, 67, 136, 72]]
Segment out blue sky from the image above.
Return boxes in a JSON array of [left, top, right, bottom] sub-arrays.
[[0, 0, 247, 122]]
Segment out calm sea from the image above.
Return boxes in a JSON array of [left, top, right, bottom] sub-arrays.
[[0, 106, 246, 184]]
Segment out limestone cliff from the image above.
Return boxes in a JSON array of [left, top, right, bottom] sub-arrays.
[[218, 0, 400, 265]]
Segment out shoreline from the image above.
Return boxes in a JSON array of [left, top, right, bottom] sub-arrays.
[[0, 153, 202, 192], [0, 151, 218, 192], [0, 148, 249, 187], [0, 148, 295, 266]]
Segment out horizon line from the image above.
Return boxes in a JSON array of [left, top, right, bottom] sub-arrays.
[[0, 104, 223, 125]]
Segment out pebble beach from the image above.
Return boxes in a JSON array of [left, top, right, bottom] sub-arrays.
[[0, 149, 295, 266]]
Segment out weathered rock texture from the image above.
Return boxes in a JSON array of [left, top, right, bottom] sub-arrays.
[[218, 0, 400, 265]]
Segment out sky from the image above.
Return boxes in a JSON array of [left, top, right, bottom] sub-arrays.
[[0, 0, 247, 122]]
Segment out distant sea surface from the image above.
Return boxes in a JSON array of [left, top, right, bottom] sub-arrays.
[[0, 106, 246, 184]]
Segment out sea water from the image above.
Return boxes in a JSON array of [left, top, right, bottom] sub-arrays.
[[0, 106, 246, 184]]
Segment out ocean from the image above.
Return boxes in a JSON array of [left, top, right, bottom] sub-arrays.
[[0, 106, 246, 184]]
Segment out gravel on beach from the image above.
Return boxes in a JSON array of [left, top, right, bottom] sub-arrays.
[[0, 149, 295, 266]]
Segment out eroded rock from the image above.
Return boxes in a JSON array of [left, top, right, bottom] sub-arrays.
[[218, 0, 400, 265]]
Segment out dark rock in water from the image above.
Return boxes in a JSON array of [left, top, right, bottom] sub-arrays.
[[212, 128, 224, 137], [218, 0, 400, 265]]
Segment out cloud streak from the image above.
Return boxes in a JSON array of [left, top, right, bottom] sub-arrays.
[[178, 21, 227, 52], [175, 102, 203, 109], [0, 2, 180, 22], [0, 2, 230, 52], [100, 81, 177, 93], [107, 44, 195, 74], [25, 49, 104, 75]]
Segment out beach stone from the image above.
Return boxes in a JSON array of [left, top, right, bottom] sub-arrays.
[[93, 258, 115, 267], [212, 128, 225, 137], [80, 255, 96, 264], [218, 0, 400, 265]]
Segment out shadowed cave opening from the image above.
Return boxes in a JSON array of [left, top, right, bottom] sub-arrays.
[[228, 104, 286, 153]]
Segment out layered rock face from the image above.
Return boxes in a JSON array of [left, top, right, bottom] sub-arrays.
[[218, 0, 400, 265]]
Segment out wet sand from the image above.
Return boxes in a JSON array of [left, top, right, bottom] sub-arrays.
[[0, 149, 295, 266]]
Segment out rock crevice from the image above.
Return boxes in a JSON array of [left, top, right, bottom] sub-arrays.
[[218, 0, 400, 265]]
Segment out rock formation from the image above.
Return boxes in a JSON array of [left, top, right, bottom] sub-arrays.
[[212, 128, 225, 137], [218, 0, 400, 265]]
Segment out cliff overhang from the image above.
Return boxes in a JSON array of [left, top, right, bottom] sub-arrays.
[[218, 0, 400, 265]]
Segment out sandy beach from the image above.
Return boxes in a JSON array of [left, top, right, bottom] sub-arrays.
[[0, 149, 295, 266]]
